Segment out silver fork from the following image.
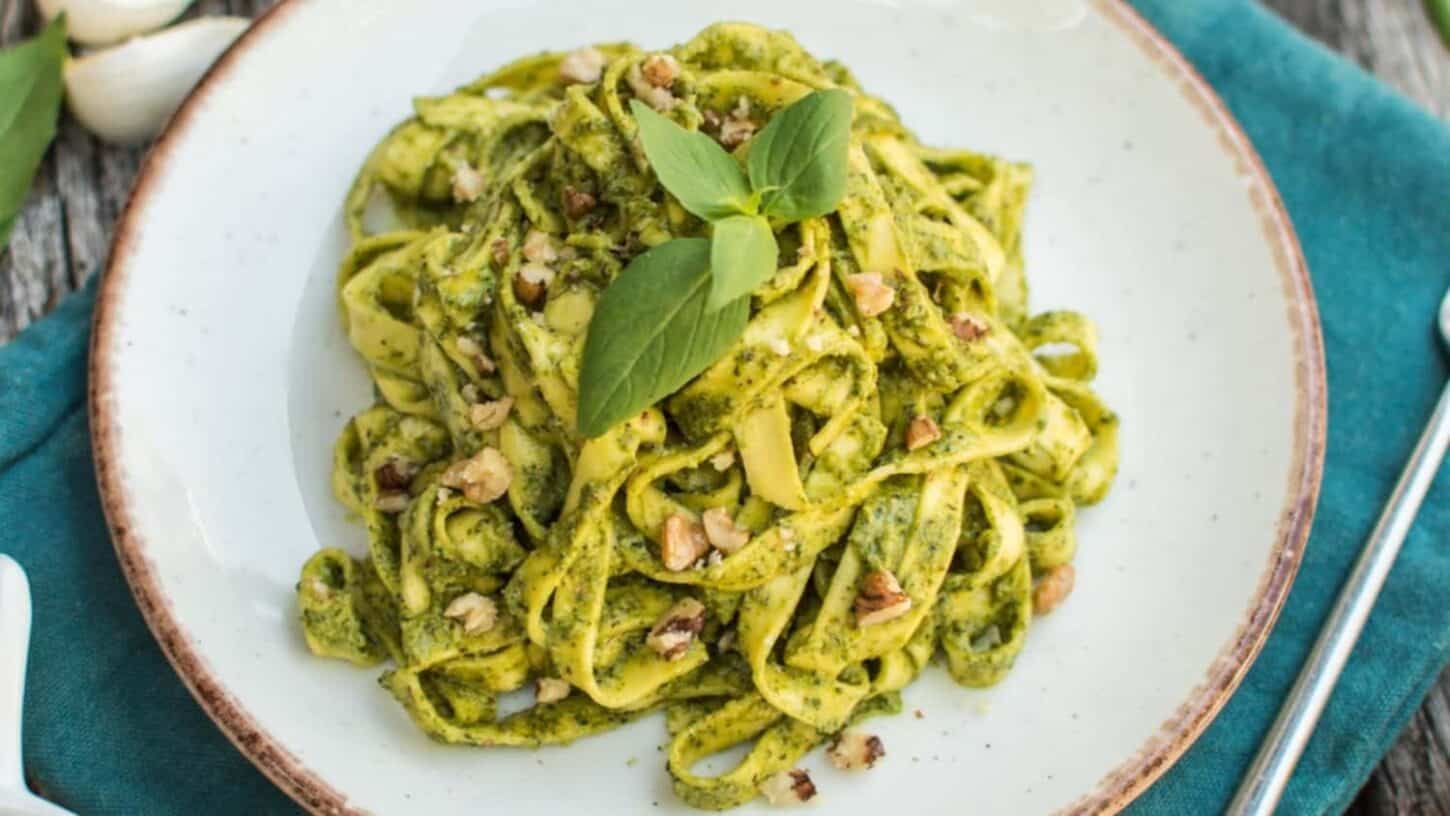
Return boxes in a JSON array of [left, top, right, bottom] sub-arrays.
[[1229, 287, 1450, 814], [0, 555, 75, 816]]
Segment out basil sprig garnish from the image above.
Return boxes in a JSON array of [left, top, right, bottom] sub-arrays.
[[576, 89, 851, 436]]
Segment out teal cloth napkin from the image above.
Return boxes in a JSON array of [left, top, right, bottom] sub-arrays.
[[1, 1, 1447, 813]]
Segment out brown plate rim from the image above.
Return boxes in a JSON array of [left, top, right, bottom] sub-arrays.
[[87, 2, 1326, 814]]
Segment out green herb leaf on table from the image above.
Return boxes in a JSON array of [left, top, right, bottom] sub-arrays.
[[748, 88, 853, 221], [630, 99, 752, 221], [577, 238, 750, 437], [707, 214, 778, 311], [0, 16, 67, 249]]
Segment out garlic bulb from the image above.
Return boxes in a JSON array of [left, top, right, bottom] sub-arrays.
[[37, 0, 194, 46], [63, 17, 249, 145]]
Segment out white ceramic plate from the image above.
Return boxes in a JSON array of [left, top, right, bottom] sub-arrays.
[[90, 1, 1325, 813]]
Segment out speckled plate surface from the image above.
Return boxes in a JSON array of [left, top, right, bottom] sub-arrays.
[[90, 1, 1324, 813]]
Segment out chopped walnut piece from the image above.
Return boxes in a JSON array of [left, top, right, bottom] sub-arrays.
[[451, 164, 485, 203], [717, 96, 756, 148], [374, 491, 410, 514], [660, 513, 710, 571], [490, 238, 509, 269], [950, 312, 991, 342], [701, 507, 749, 554], [440, 447, 513, 504], [373, 457, 418, 491], [304, 577, 332, 600], [522, 230, 558, 264], [626, 64, 677, 111], [854, 569, 912, 627], [640, 53, 680, 88], [460, 383, 481, 404], [826, 731, 886, 771], [709, 449, 735, 471], [455, 336, 496, 375], [558, 46, 606, 84], [905, 415, 941, 451], [562, 185, 597, 219], [845, 273, 895, 317], [514, 263, 554, 307], [646, 597, 706, 660], [1033, 564, 1076, 615], [535, 676, 571, 704], [443, 592, 498, 635], [469, 397, 514, 431], [760, 769, 817, 805]]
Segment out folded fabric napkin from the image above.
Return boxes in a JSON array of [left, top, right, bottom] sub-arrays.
[[1, 0, 1446, 813]]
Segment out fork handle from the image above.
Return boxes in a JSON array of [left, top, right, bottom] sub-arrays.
[[1228, 380, 1450, 815], [0, 554, 32, 788]]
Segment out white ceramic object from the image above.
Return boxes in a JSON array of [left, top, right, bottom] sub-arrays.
[[0, 556, 75, 816], [89, 1, 1325, 814], [64, 16, 249, 144]]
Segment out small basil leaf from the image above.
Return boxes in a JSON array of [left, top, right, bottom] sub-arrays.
[[630, 99, 753, 221], [707, 214, 778, 311], [578, 238, 749, 436], [0, 16, 66, 249], [748, 88, 853, 221]]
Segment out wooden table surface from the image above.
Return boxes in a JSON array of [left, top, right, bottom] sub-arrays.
[[1, 0, 1445, 812]]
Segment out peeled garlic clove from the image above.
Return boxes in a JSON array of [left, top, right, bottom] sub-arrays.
[[37, 0, 194, 46], [64, 16, 249, 145]]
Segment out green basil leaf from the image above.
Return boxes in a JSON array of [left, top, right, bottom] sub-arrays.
[[578, 238, 749, 436], [630, 99, 752, 221], [0, 16, 67, 249], [707, 214, 778, 311], [748, 88, 853, 222]]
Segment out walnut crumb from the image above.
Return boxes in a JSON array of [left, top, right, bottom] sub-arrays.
[[905, 415, 941, 451], [626, 64, 677, 112], [490, 239, 509, 269], [562, 185, 597, 219], [717, 96, 756, 148], [640, 54, 680, 87], [535, 676, 571, 704], [661, 513, 710, 571], [709, 449, 735, 471], [522, 230, 558, 264], [469, 397, 514, 431], [854, 569, 912, 627], [845, 273, 895, 317], [373, 457, 418, 491], [701, 507, 749, 554], [760, 769, 816, 805], [950, 312, 991, 341], [454, 336, 496, 375], [558, 47, 606, 84], [451, 164, 485, 203], [827, 731, 885, 771], [646, 597, 706, 660], [1033, 564, 1076, 615], [514, 263, 554, 307], [440, 447, 512, 504], [443, 592, 498, 635]]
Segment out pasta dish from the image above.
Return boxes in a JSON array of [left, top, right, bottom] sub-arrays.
[[296, 21, 1118, 809]]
